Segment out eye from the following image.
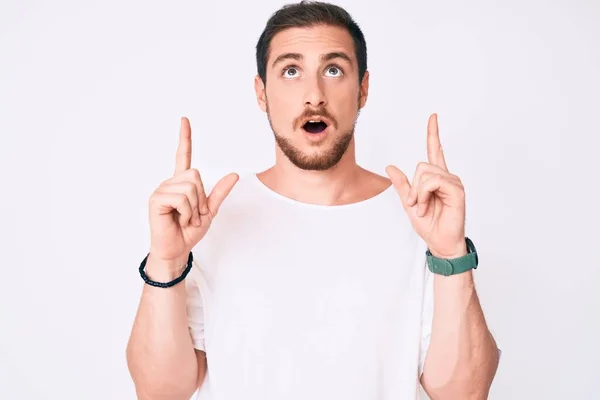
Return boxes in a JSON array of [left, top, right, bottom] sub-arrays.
[[282, 66, 301, 78], [324, 65, 343, 77]]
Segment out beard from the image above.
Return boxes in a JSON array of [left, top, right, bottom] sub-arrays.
[[266, 102, 358, 171]]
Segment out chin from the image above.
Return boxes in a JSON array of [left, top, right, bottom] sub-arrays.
[[279, 136, 352, 172]]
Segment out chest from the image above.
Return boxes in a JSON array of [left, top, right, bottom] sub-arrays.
[[200, 216, 426, 347]]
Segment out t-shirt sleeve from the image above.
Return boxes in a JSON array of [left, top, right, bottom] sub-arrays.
[[419, 265, 435, 376], [185, 259, 206, 352]]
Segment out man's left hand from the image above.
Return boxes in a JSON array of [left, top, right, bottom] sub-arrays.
[[386, 113, 467, 259]]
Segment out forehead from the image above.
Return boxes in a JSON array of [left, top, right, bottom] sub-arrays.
[[268, 24, 355, 64]]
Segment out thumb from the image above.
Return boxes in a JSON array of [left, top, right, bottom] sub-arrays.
[[385, 165, 411, 209], [207, 173, 239, 215]]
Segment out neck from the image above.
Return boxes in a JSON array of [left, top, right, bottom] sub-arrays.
[[258, 138, 364, 206]]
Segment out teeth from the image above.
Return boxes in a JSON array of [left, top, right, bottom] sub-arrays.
[[308, 120, 321, 123]]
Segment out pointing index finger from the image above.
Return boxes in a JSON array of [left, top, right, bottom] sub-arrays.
[[426, 113, 448, 171], [175, 117, 192, 175]]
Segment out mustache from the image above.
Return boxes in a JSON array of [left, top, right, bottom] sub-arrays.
[[294, 107, 337, 130]]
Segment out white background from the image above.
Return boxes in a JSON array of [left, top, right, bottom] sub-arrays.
[[1, 0, 599, 398]]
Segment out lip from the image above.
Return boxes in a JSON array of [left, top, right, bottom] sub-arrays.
[[299, 116, 333, 130]]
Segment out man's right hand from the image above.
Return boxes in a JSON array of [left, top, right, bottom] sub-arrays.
[[147, 117, 238, 271]]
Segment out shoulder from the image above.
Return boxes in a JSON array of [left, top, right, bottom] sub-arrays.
[[199, 173, 265, 233], [355, 168, 393, 200], [202, 173, 261, 210], [216, 173, 263, 211], [361, 169, 393, 192], [191, 173, 262, 260]]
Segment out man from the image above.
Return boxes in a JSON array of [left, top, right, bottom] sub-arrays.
[[126, 1, 500, 399]]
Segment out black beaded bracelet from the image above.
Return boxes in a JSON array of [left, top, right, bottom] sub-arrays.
[[139, 252, 193, 288]]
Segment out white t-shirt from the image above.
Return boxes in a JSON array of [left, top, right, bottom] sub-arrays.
[[185, 173, 434, 399]]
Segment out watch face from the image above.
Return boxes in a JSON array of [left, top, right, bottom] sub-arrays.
[[465, 238, 478, 267], [466, 237, 476, 252]]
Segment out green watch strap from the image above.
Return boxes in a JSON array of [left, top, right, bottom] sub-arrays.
[[426, 237, 478, 276]]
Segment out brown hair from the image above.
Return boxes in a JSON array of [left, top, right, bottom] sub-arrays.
[[255, 1, 368, 86]]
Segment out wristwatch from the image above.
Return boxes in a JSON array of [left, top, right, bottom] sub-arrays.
[[426, 237, 478, 276]]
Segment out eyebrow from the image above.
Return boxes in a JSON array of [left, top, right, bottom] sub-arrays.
[[271, 51, 353, 68]]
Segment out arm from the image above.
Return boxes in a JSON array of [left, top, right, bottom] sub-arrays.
[[420, 251, 500, 399], [386, 114, 500, 398], [126, 254, 207, 400], [126, 116, 237, 399]]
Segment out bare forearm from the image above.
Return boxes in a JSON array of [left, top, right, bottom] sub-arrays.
[[126, 254, 201, 399], [421, 270, 499, 399]]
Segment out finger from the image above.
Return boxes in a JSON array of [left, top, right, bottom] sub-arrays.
[[207, 173, 239, 216], [408, 163, 434, 206], [416, 174, 463, 216], [409, 170, 434, 207], [168, 169, 208, 215], [158, 182, 201, 226], [408, 162, 459, 206], [408, 162, 444, 206], [152, 192, 194, 228], [193, 170, 209, 215], [174, 117, 192, 175], [385, 165, 411, 209], [416, 173, 443, 217], [426, 113, 449, 171]]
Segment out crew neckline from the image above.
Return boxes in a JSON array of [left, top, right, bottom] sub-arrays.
[[249, 172, 396, 210]]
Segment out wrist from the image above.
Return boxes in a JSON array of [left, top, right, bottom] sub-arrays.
[[429, 241, 468, 259], [145, 253, 190, 282], [427, 237, 478, 277]]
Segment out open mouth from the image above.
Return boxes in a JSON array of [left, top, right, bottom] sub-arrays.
[[302, 119, 328, 134]]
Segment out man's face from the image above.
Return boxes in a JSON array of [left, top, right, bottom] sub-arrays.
[[255, 24, 369, 171]]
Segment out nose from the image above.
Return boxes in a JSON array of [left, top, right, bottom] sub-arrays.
[[302, 76, 327, 108]]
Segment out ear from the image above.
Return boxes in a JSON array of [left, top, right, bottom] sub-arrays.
[[254, 75, 267, 112], [359, 70, 370, 109]]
